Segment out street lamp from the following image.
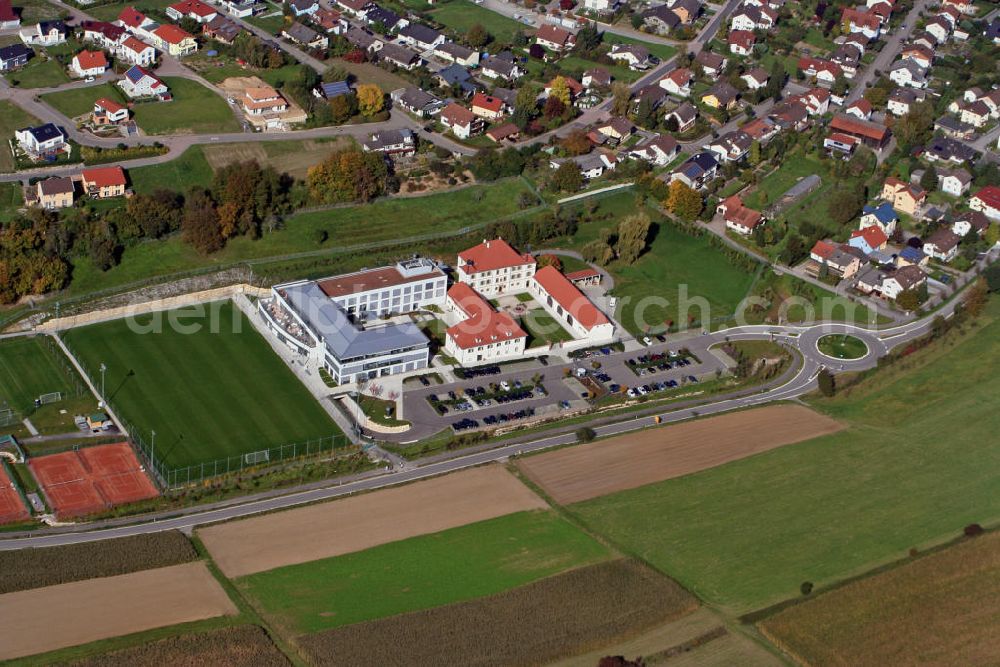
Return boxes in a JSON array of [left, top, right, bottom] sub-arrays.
[[99, 363, 107, 408], [151, 429, 156, 466]]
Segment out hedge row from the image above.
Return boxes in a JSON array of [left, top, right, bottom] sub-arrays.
[[0, 531, 197, 594]]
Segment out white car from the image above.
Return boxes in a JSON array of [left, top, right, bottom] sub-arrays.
[[500, 380, 511, 391], [643, 336, 653, 346], [85, 76, 95, 82]]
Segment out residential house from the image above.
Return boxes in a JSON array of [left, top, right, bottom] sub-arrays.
[[942, 0, 974, 14], [289, 0, 319, 16], [701, 82, 739, 109], [345, 26, 382, 52], [824, 131, 860, 155], [952, 211, 990, 238], [669, 0, 702, 23], [118, 36, 156, 66], [937, 168, 971, 197], [70, 50, 108, 78], [741, 67, 768, 90], [166, 0, 217, 23], [718, 195, 764, 235], [881, 177, 926, 216], [377, 42, 420, 70], [93, 97, 129, 125], [987, 17, 1000, 45], [792, 88, 830, 116], [797, 56, 841, 85], [659, 67, 693, 96], [34, 177, 75, 209], [667, 101, 697, 132], [241, 86, 288, 121], [392, 86, 445, 117], [582, 0, 620, 13], [0, 44, 30, 71], [439, 102, 483, 139], [15, 123, 67, 157], [543, 76, 584, 101], [310, 8, 347, 34], [769, 100, 810, 131], [884, 265, 927, 300], [118, 64, 169, 98], [364, 6, 406, 33], [628, 134, 679, 166], [396, 23, 444, 51], [956, 99, 990, 128], [642, 5, 680, 33], [933, 115, 974, 139], [911, 30, 938, 51], [810, 240, 862, 278], [829, 114, 890, 148], [849, 226, 889, 255], [81, 166, 127, 198], [434, 41, 478, 67], [741, 117, 779, 144], [694, 51, 726, 76], [706, 130, 752, 162], [632, 84, 668, 113], [887, 87, 925, 116], [900, 44, 934, 69], [728, 29, 755, 56], [841, 6, 881, 39], [922, 228, 961, 262], [670, 151, 719, 189], [361, 128, 416, 157], [535, 24, 575, 52], [551, 152, 617, 180], [81, 21, 127, 50], [313, 80, 350, 99], [436, 63, 477, 95], [470, 92, 508, 121], [608, 43, 652, 70], [582, 67, 611, 89], [480, 54, 521, 81], [845, 98, 872, 120], [730, 5, 776, 31], [860, 202, 899, 235], [486, 123, 520, 143], [283, 22, 327, 49], [216, 0, 261, 18], [896, 246, 929, 268], [923, 136, 977, 164], [830, 43, 861, 78], [19, 20, 67, 47], [970, 185, 1000, 221], [336, 0, 375, 18], [203, 15, 242, 43], [0, 0, 18, 29], [889, 59, 928, 89], [924, 16, 950, 43], [595, 116, 633, 144], [152, 24, 198, 56]]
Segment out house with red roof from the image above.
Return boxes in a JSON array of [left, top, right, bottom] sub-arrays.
[[728, 30, 755, 56], [443, 283, 527, 365], [830, 114, 890, 148], [152, 24, 197, 55], [797, 56, 842, 85], [93, 97, 128, 125], [456, 238, 536, 296], [82, 166, 128, 198], [716, 195, 764, 235], [470, 93, 508, 121], [809, 240, 862, 278], [70, 50, 108, 78], [845, 98, 872, 120], [439, 102, 483, 139], [881, 177, 926, 216], [166, 0, 217, 23], [970, 185, 1000, 221], [528, 265, 613, 341], [118, 36, 156, 66], [535, 23, 575, 52], [0, 0, 19, 29], [849, 226, 889, 255], [841, 6, 882, 39]]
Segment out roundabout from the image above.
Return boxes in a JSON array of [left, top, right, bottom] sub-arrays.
[[816, 334, 869, 360]]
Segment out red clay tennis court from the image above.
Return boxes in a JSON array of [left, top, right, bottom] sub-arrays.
[[0, 465, 29, 524], [29, 443, 159, 518]]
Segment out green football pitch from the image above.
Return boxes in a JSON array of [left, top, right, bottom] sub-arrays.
[[0, 336, 83, 413], [62, 301, 342, 470]]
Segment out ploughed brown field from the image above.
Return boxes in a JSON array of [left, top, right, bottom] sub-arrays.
[[759, 531, 1000, 666], [199, 464, 548, 578], [0, 562, 238, 660], [517, 404, 843, 505]]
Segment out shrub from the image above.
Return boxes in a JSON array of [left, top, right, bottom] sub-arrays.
[[964, 523, 984, 537], [575, 427, 596, 443], [800, 581, 814, 596]]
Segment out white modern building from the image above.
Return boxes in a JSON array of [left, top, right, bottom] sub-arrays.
[[315, 257, 447, 320]]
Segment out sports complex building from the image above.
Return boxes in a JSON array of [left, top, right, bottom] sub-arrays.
[[259, 258, 446, 384]]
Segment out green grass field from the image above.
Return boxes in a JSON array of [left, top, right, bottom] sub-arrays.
[[5, 58, 70, 89], [0, 101, 40, 173], [569, 297, 1000, 613], [86, 0, 177, 21], [742, 153, 827, 211], [0, 337, 82, 413], [127, 145, 213, 194], [602, 33, 677, 62], [61, 301, 341, 470], [64, 178, 538, 296], [0, 182, 24, 221], [429, 1, 526, 43], [40, 82, 120, 119], [131, 78, 240, 135], [817, 334, 868, 360], [522, 309, 574, 346], [239, 510, 611, 634]]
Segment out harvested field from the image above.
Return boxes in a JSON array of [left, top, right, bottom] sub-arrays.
[[200, 464, 546, 577], [0, 561, 238, 661], [202, 138, 351, 179], [759, 531, 1000, 666], [0, 463, 29, 524], [29, 443, 159, 517], [518, 405, 842, 504], [0, 531, 196, 595], [62, 624, 289, 667], [298, 559, 697, 667]]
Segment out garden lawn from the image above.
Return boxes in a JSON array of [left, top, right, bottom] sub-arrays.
[[238, 510, 612, 633], [5, 58, 70, 89], [602, 34, 677, 62], [62, 301, 341, 470], [570, 298, 1000, 613], [41, 82, 122, 119], [522, 310, 574, 346], [86, 0, 178, 21], [0, 182, 24, 221], [429, 1, 526, 43], [742, 152, 827, 211], [126, 145, 213, 194], [130, 78, 240, 135], [246, 12, 288, 35]]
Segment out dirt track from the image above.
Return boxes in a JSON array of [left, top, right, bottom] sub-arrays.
[[199, 464, 548, 578], [517, 405, 843, 505], [0, 562, 237, 660]]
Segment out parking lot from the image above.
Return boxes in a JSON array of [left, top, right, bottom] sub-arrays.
[[395, 338, 734, 440]]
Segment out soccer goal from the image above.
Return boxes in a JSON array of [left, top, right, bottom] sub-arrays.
[[38, 392, 62, 405], [244, 449, 270, 465], [0, 408, 19, 427]]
